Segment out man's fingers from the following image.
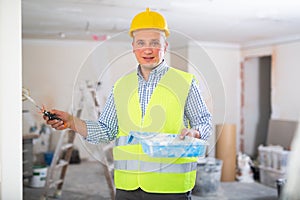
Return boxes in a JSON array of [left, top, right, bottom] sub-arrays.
[[43, 109, 70, 131], [180, 129, 201, 139], [58, 122, 68, 130], [180, 128, 190, 139], [193, 131, 201, 139], [180, 129, 187, 139], [184, 131, 194, 138], [46, 119, 64, 130]]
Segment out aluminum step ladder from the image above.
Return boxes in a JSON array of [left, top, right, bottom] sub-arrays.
[[41, 109, 81, 199], [82, 81, 115, 199], [41, 81, 115, 199]]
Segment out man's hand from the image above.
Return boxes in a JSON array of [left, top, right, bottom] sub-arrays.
[[180, 128, 201, 139], [43, 109, 72, 130], [43, 109, 87, 138]]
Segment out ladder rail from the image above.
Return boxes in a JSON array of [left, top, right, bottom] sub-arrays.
[[43, 130, 67, 198], [88, 83, 115, 199], [56, 129, 76, 191], [42, 109, 81, 199]]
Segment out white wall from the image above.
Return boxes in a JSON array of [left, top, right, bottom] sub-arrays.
[[188, 43, 241, 156], [23, 39, 99, 160], [0, 0, 22, 199], [243, 58, 261, 155], [242, 41, 300, 121], [22, 39, 98, 117], [272, 42, 300, 120], [203, 46, 241, 125]]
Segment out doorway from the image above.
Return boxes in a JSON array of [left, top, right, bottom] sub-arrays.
[[240, 56, 271, 158]]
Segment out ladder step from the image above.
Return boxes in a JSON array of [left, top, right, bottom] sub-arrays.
[[102, 143, 114, 151], [55, 160, 69, 169], [108, 163, 114, 171], [61, 143, 73, 151], [49, 179, 64, 188]]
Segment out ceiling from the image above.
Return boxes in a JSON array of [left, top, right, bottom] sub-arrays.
[[22, 0, 300, 46]]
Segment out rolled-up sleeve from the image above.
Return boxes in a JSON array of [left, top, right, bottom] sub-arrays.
[[184, 79, 212, 140], [85, 89, 118, 144]]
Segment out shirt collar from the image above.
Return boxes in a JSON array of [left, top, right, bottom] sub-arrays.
[[137, 60, 169, 80]]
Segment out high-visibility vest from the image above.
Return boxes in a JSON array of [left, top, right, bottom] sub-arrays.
[[113, 67, 198, 193]]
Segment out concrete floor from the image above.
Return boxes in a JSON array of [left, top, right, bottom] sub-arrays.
[[23, 161, 278, 200]]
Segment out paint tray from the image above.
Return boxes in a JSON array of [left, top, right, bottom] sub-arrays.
[[128, 131, 208, 158]]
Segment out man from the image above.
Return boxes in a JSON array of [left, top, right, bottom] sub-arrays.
[[45, 8, 212, 200]]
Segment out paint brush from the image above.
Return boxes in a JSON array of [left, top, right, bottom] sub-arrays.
[[22, 90, 62, 121]]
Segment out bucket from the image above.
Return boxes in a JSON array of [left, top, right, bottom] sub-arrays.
[[192, 158, 223, 196], [29, 165, 48, 188]]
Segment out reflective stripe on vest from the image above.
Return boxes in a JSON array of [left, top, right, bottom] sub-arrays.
[[114, 160, 197, 173]]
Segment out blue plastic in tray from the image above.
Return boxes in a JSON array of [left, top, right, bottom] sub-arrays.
[[128, 131, 208, 158]]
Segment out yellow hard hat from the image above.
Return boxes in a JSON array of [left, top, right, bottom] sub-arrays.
[[129, 8, 170, 37]]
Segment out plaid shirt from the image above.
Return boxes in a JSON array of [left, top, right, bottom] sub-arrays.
[[85, 60, 212, 144]]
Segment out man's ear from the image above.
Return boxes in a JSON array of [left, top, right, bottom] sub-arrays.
[[164, 41, 169, 51], [132, 41, 134, 52]]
